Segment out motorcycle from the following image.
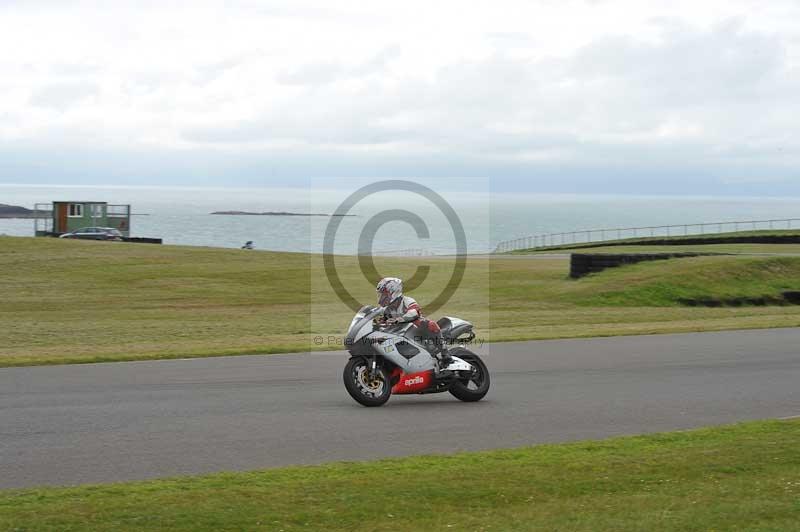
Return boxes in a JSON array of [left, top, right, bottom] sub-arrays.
[[342, 305, 490, 407]]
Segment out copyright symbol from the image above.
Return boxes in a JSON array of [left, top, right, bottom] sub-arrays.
[[313, 336, 324, 346], [323, 180, 467, 314]]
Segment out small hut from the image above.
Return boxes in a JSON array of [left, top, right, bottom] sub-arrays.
[[34, 201, 131, 237]]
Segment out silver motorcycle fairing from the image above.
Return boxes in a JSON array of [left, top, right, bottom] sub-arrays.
[[345, 305, 475, 374], [366, 332, 473, 373], [442, 356, 473, 371], [363, 330, 436, 373], [345, 306, 434, 373], [345, 305, 380, 346]]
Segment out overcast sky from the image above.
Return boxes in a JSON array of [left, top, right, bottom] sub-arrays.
[[1, 0, 798, 195]]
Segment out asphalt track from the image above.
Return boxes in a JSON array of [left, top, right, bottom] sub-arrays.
[[2, 328, 799, 490]]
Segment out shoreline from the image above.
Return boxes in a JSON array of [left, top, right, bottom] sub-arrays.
[[210, 211, 355, 217]]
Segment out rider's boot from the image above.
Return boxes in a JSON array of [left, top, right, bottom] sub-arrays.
[[436, 337, 453, 369]]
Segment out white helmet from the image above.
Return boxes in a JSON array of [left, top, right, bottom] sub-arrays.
[[377, 277, 403, 307]]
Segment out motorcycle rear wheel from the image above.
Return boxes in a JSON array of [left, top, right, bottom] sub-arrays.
[[344, 357, 392, 407], [448, 348, 490, 402]]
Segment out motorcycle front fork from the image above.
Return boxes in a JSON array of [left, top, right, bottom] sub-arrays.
[[368, 355, 379, 379]]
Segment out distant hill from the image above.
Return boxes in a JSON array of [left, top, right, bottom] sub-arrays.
[[0, 204, 39, 218]]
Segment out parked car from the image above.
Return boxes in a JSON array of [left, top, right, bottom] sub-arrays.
[[59, 227, 124, 241]]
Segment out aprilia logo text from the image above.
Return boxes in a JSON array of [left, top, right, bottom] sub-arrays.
[[404, 376, 425, 386]]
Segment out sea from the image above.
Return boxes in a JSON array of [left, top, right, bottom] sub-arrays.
[[1, 183, 799, 254]]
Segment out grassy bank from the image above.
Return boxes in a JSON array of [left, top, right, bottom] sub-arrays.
[[3, 236, 800, 366], [562, 255, 800, 306], [1, 419, 798, 531]]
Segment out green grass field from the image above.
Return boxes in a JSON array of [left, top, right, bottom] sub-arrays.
[[3, 236, 800, 366], [1, 419, 798, 531]]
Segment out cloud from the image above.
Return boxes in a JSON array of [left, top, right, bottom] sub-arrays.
[[275, 46, 401, 85], [29, 82, 98, 110], [0, 0, 799, 193], [180, 18, 800, 171]]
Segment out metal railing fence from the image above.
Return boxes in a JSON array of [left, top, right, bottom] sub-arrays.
[[493, 217, 800, 253], [369, 248, 435, 257]]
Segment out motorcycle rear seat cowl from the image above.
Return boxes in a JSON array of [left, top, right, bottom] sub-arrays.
[[437, 317, 474, 341]]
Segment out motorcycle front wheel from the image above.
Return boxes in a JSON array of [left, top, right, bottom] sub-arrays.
[[343, 357, 392, 407]]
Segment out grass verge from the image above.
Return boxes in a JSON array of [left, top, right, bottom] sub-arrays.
[[1, 419, 798, 531], [3, 236, 800, 366]]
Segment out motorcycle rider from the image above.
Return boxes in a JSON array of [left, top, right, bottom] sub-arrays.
[[376, 277, 453, 367]]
